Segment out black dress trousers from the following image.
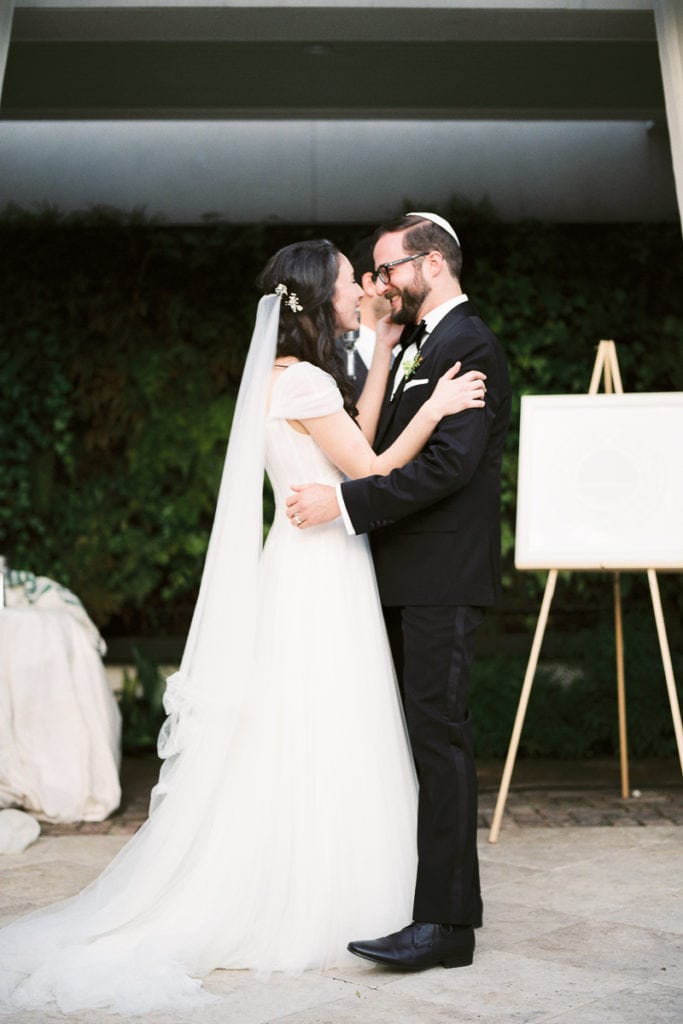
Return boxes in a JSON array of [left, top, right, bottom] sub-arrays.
[[384, 603, 485, 927]]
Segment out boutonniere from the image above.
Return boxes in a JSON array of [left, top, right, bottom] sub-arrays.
[[402, 352, 423, 380]]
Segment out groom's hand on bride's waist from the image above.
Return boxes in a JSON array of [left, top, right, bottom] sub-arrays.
[[286, 484, 340, 529]]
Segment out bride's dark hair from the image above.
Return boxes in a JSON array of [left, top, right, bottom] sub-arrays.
[[256, 239, 357, 417]]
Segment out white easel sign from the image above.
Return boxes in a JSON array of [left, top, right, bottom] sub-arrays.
[[515, 393, 683, 572]]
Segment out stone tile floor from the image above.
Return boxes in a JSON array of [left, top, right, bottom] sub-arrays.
[[1, 825, 680, 1024], [3, 757, 681, 1024]]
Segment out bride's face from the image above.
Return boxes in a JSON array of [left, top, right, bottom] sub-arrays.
[[332, 254, 363, 333]]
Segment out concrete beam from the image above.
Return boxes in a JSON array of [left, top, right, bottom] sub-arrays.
[[11, 5, 657, 44], [654, 0, 683, 230], [0, 2, 15, 105]]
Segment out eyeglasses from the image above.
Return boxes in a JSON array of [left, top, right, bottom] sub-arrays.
[[372, 251, 430, 285]]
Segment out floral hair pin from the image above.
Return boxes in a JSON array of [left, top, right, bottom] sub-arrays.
[[402, 352, 423, 380], [275, 283, 303, 313]]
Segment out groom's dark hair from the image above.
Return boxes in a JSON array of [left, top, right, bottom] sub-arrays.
[[376, 214, 463, 281], [256, 239, 357, 417]]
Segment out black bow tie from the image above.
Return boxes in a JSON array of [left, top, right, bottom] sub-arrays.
[[398, 320, 427, 353]]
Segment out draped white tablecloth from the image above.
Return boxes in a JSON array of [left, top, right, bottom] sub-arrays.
[[0, 575, 121, 823]]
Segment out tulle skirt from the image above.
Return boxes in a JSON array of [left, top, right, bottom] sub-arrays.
[[0, 517, 417, 1015]]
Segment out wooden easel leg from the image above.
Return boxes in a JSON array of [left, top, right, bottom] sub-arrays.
[[606, 341, 624, 393], [588, 342, 608, 394], [613, 572, 630, 798], [488, 569, 558, 844], [647, 570, 683, 776]]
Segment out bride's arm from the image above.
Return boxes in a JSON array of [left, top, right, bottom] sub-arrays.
[[353, 316, 401, 442], [296, 363, 486, 480]]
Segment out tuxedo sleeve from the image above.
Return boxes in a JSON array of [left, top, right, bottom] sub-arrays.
[[340, 329, 505, 534]]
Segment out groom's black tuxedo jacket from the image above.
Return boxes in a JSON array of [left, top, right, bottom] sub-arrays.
[[341, 300, 511, 607]]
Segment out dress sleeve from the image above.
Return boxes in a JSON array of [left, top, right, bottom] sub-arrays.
[[269, 362, 343, 420]]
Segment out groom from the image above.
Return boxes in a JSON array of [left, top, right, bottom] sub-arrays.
[[287, 212, 511, 970]]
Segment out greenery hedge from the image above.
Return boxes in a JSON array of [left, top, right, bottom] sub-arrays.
[[472, 610, 683, 760], [1, 202, 681, 757]]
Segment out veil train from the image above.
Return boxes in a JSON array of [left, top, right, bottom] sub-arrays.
[[0, 295, 282, 1014]]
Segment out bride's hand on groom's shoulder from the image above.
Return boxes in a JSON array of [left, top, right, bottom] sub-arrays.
[[286, 483, 340, 529], [428, 363, 487, 420]]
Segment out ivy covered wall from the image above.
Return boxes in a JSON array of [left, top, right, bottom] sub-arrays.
[[1, 203, 682, 644]]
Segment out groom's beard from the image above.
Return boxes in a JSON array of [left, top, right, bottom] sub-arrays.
[[387, 275, 430, 325]]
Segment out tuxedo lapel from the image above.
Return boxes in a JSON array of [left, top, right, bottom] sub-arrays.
[[374, 321, 424, 450], [374, 374, 401, 451]]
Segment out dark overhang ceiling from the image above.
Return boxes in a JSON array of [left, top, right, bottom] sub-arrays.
[[2, 5, 665, 121]]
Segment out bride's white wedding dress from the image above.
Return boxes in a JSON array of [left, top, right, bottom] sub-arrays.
[[0, 358, 418, 1016]]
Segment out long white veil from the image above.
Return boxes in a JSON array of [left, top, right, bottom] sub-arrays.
[[0, 294, 283, 1014], [153, 292, 281, 806]]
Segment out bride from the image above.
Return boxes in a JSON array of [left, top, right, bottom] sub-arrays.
[[0, 238, 486, 1016]]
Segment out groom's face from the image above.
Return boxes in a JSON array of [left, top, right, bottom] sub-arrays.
[[373, 231, 431, 325]]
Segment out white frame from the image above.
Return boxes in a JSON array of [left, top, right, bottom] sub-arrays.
[[514, 392, 683, 570]]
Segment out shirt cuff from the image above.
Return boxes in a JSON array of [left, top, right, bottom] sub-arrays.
[[336, 483, 356, 535]]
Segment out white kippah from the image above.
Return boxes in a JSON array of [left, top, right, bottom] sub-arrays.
[[406, 211, 460, 247]]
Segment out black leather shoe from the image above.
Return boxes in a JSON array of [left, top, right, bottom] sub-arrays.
[[347, 921, 474, 971]]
